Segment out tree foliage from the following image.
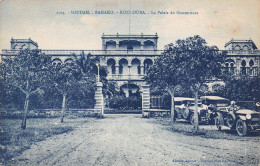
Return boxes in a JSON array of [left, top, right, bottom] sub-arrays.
[[0, 49, 53, 129], [53, 60, 96, 122], [224, 76, 260, 102], [146, 35, 224, 131]]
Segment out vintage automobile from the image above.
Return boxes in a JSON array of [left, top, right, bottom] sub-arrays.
[[200, 96, 230, 124], [214, 102, 260, 136], [174, 97, 209, 124]]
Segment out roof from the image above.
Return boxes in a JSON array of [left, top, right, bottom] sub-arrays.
[[200, 96, 229, 101], [101, 33, 158, 39], [224, 39, 258, 49], [174, 97, 195, 102]]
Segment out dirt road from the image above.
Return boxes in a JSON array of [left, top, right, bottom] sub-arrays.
[[13, 114, 259, 166]]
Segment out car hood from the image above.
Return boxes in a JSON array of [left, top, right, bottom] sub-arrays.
[[236, 109, 259, 114]]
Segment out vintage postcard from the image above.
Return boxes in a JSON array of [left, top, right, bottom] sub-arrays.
[[0, 0, 260, 165]]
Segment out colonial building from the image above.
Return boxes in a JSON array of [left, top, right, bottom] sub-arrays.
[[1, 34, 260, 98], [223, 39, 260, 77]]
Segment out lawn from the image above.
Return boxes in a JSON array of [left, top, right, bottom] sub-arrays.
[[0, 117, 90, 164]]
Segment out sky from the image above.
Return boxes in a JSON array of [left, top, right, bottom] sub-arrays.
[[0, 0, 260, 51]]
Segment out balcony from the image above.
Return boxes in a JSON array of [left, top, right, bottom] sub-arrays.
[[1, 49, 163, 56], [225, 50, 260, 55], [106, 74, 145, 80]]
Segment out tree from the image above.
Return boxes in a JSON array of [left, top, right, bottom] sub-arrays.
[[224, 76, 260, 102], [0, 49, 53, 129], [53, 62, 83, 123], [145, 43, 182, 123], [170, 36, 224, 132]]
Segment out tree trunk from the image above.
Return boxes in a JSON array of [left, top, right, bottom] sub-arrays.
[[61, 94, 66, 123], [21, 94, 30, 130], [193, 90, 199, 132]]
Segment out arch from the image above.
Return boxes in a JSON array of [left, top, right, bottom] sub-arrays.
[[144, 40, 154, 50], [241, 60, 246, 67], [234, 45, 241, 50], [107, 58, 116, 74], [52, 58, 62, 67], [106, 40, 116, 50], [120, 83, 141, 97], [225, 59, 235, 63], [106, 40, 116, 44], [64, 58, 74, 64], [241, 60, 246, 75], [243, 45, 249, 51], [249, 59, 254, 66], [119, 40, 141, 50], [225, 63, 229, 67], [249, 59, 254, 76], [119, 58, 128, 75], [21, 44, 28, 49], [144, 40, 154, 46], [13, 44, 20, 50], [144, 59, 153, 74], [131, 58, 141, 75]]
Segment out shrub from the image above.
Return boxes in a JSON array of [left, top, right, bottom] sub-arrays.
[[108, 96, 141, 110]]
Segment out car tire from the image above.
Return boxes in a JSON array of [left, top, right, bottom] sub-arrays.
[[215, 115, 222, 131], [189, 113, 195, 125], [236, 119, 248, 136]]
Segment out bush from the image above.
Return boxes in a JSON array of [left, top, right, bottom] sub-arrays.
[[108, 96, 142, 110]]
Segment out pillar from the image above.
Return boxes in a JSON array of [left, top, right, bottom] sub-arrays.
[[140, 65, 144, 75], [116, 41, 119, 50], [128, 65, 132, 78], [142, 84, 150, 117], [115, 65, 119, 75], [141, 42, 144, 50], [236, 58, 241, 75], [94, 82, 104, 117]]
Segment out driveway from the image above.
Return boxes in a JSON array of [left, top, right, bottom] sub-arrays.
[[13, 114, 259, 166]]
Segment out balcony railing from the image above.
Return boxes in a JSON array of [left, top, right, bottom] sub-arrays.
[[1, 49, 163, 55], [106, 74, 145, 80], [225, 50, 260, 55], [3, 49, 260, 56]]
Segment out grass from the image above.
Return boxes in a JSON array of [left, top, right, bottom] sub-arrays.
[[0, 117, 89, 164], [154, 117, 260, 141]]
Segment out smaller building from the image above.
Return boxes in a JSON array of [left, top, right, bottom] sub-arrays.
[[10, 38, 38, 50], [224, 39, 260, 77]]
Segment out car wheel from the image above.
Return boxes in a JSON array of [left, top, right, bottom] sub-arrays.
[[189, 113, 195, 125], [215, 115, 222, 131], [236, 119, 248, 136]]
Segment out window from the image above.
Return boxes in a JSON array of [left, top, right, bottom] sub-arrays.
[[234, 45, 241, 50], [241, 60, 246, 75]]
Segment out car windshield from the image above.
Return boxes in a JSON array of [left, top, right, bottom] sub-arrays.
[[201, 96, 230, 107]]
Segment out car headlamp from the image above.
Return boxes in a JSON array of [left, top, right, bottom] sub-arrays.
[[246, 114, 251, 119]]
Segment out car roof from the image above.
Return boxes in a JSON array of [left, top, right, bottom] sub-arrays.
[[174, 97, 195, 102], [200, 96, 229, 101]]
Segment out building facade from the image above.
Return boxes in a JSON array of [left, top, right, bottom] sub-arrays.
[[1, 34, 260, 97], [223, 39, 260, 77]]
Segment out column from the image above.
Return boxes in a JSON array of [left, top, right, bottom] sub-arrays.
[[128, 65, 132, 79], [236, 58, 240, 75], [116, 41, 119, 50], [94, 82, 104, 117], [141, 41, 144, 50], [140, 65, 144, 75], [142, 84, 150, 117]]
